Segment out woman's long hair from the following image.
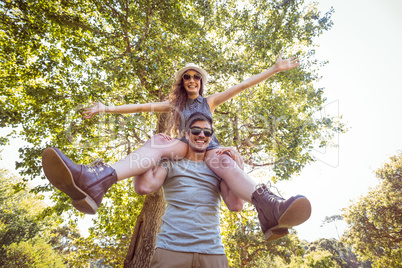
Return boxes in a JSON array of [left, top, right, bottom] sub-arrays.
[[165, 75, 204, 137]]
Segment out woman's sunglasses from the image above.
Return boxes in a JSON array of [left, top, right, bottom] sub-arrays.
[[189, 127, 214, 137], [183, 73, 202, 81]]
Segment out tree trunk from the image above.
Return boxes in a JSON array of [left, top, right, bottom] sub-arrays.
[[124, 188, 165, 267], [124, 112, 168, 267]]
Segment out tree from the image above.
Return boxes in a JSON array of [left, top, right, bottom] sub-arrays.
[[0, 169, 78, 266], [304, 250, 338, 268], [343, 153, 402, 267], [275, 247, 339, 268], [1, 0, 344, 266], [3, 239, 65, 268], [273, 238, 370, 268], [304, 238, 368, 268], [221, 203, 304, 267], [67, 180, 146, 267], [0, 169, 42, 261], [48, 225, 81, 259]]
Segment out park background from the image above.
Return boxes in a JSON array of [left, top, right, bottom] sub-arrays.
[[1, 0, 401, 267]]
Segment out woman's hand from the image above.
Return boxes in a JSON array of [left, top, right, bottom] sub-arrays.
[[215, 147, 244, 170], [156, 133, 173, 141], [82, 102, 106, 119], [274, 52, 299, 72], [207, 52, 299, 111]]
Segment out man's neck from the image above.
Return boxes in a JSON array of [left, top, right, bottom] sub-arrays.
[[185, 150, 206, 162]]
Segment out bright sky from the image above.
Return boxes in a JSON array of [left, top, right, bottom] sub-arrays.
[[1, 0, 401, 242], [277, 0, 402, 241]]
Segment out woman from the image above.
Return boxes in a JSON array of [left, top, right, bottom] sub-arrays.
[[42, 53, 299, 214]]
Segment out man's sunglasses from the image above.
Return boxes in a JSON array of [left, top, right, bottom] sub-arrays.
[[183, 73, 202, 81], [189, 127, 214, 137]]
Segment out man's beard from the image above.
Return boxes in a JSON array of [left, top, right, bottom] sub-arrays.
[[189, 140, 208, 153]]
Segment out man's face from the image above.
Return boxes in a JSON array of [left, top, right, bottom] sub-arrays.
[[186, 120, 212, 153]]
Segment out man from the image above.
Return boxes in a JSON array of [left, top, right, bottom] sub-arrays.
[[43, 112, 311, 267], [134, 112, 311, 267]]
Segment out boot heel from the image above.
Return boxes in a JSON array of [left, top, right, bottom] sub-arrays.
[[264, 228, 289, 241], [72, 196, 98, 215], [279, 197, 311, 227]]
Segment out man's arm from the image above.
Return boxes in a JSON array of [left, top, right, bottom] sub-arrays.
[[133, 165, 167, 195]]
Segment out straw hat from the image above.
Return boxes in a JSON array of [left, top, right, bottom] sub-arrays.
[[175, 63, 208, 84]]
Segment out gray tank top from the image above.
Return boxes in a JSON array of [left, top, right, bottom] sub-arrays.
[[156, 159, 225, 254], [178, 95, 220, 150]]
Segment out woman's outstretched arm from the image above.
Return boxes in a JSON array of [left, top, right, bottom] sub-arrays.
[[82, 100, 171, 119], [207, 52, 299, 112]]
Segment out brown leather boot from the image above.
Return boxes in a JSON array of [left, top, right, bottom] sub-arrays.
[[252, 184, 311, 241], [42, 147, 117, 214]]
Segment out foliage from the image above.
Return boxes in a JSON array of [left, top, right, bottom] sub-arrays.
[[3, 239, 65, 268], [48, 225, 81, 257], [343, 152, 402, 267], [0, 169, 80, 266], [304, 250, 337, 268], [221, 203, 304, 267], [304, 238, 366, 268], [1, 0, 344, 265], [220, 208, 365, 268], [89, 259, 113, 268], [0, 170, 43, 257], [1, 0, 342, 182], [67, 180, 145, 267], [273, 238, 370, 268]]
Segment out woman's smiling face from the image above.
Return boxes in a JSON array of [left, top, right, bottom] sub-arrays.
[[182, 70, 202, 98]]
